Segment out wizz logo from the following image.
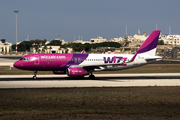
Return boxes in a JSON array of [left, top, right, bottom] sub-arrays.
[[103, 56, 123, 63]]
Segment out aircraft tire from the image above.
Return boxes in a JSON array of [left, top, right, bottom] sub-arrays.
[[89, 75, 95, 79], [33, 76, 37, 80], [79, 76, 84, 79]]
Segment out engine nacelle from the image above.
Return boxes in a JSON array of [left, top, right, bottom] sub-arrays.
[[53, 71, 66, 74], [67, 68, 88, 77]]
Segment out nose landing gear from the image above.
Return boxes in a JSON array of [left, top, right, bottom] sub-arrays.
[[33, 70, 37, 79]]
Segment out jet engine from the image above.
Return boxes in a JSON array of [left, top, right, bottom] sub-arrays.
[[53, 71, 66, 74], [66, 68, 88, 77]]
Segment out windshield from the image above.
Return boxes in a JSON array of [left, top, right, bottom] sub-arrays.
[[20, 58, 29, 61]]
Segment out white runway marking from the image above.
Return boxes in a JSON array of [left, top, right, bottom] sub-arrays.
[[0, 73, 180, 88]]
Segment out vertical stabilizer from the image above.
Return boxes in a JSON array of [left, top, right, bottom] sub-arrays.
[[137, 30, 160, 56]]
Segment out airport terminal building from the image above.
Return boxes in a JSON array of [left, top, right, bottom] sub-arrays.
[[0, 39, 12, 54]]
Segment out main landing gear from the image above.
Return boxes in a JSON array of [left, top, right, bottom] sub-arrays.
[[89, 72, 95, 79], [33, 70, 37, 80]]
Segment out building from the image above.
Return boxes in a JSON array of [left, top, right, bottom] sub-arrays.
[[91, 47, 115, 54], [128, 30, 148, 47], [54, 38, 66, 45], [74, 40, 90, 44], [133, 30, 147, 41], [109, 37, 123, 43], [110, 30, 147, 47], [162, 35, 180, 45], [30, 46, 73, 53], [0, 39, 12, 54], [90, 36, 106, 44]]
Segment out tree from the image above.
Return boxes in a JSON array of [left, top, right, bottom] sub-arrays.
[[61, 42, 122, 52], [11, 44, 16, 51], [71, 43, 84, 51], [30, 40, 35, 45], [158, 40, 164, 45], [42, 48, 45, 53], [13, 41, 32, 51], [12, 41, 32, 51], [34, 39, 42, 46], [49, 46, 52, 53], [34, 45, 39, 52], [23, 41, 32, 51], [65, 48, 69, 53], [43, 45, 47, 53], [18, 42, 26, 51], [84, 43, 91, 52], [30, 39, 47, 46], [58, 47, 61, 53], [38, 49, 41, 53], [42, 39, 47, 45], [48, 40, 62, 46], [91, 42, 121, 49]]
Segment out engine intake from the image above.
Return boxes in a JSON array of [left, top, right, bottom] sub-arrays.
[[67, 68, 88, 77]]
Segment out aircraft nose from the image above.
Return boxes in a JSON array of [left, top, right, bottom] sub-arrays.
[[14, 61, 21, 68]]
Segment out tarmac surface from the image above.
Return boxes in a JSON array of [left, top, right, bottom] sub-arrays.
[[0, 58, 17, 66], [0, 56, 180, 88], [0, 73, 180, 88]]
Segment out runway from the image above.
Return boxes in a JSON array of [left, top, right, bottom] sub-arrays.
[[0, 73, 180, 88], [0, 58, 17, 66]]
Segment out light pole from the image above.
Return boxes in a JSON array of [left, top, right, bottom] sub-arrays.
[[14, 10, 19, 53]]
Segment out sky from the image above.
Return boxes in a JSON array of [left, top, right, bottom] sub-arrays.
[[1, 0, 180, 44]]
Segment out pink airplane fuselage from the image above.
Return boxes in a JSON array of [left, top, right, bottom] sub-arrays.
[[14, 53, 88, 71]]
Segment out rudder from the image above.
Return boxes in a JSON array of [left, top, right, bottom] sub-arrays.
[[137, 30, 161, 56]]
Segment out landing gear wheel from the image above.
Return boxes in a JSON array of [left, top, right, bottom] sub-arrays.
[[89, 75, 95, 79], [33, 76, 37, 80], [33, 70, 37, 80], [79, 76, 84, 79]]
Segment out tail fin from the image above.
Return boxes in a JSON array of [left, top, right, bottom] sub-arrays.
[[137, 30, 160, 56]]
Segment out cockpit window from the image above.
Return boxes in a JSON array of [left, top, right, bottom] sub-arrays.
[[20, 58, 29, 61]]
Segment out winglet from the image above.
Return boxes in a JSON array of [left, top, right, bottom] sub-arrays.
[[81, 50, 85, 54]]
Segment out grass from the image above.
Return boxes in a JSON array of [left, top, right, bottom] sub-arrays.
[[0, 63, 180, 119], [0, 87, 180, 119]]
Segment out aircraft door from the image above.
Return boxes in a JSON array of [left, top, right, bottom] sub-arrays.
[[34, 55, 40, 65]]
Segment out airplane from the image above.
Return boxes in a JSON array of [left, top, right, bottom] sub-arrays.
[[14, 30, 162, 79]]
